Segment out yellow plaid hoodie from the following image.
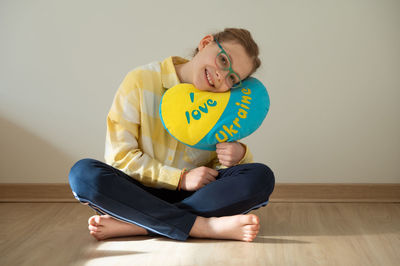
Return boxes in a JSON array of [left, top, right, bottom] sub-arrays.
[[105, 56, 253, 190]]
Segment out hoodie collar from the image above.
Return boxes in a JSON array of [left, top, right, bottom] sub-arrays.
[[161, 56, 189, 89]]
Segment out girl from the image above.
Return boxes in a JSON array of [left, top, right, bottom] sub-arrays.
[[69, 28, 275, 242]]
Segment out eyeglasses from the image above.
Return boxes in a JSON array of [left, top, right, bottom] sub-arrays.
[[215, 40, 242, 89]]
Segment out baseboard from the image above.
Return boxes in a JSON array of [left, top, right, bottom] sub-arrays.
[[0, 184, 75, 202], [270, 183, 400, 203], [0, 183, 399, 203]]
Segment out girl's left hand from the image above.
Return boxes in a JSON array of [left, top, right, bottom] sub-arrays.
[[216, 142, 246, 167]]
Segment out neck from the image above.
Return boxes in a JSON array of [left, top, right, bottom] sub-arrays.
[[175, 61, 192, 84]]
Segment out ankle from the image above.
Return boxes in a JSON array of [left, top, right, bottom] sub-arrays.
[[189, 216, 210, 238]]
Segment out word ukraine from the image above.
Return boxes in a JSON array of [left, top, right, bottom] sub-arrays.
[[215, 88, 252, 142]]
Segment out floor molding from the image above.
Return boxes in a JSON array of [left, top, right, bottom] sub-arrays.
[[0, 183, 399, 203]]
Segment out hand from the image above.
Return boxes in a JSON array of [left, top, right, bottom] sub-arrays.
[[216, 142, 246, 167], [181, 166, 219, 191]]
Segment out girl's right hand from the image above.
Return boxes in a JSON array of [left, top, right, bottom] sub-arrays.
[[181, 166, 219, 191]]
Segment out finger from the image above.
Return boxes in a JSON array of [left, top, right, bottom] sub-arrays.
[[216, 142, 229, 150], [219, 159, 234, 167], [199, 180, 210, 188], [205, 173, 216, 183], [218, 154, 233, 164], [206, 167, 219, 177], [217, 152, 231, 159], [216, 148, 230, 155], [217, 143, 238, 155], [218, 159, 228, 166], [218, 141, 238, 148], [216, 142, 225, 148]]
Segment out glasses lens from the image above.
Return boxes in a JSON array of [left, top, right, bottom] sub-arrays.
[[216, 53, 230, 70], [226, 73, 241, 88], [231, 82, 242, 88]]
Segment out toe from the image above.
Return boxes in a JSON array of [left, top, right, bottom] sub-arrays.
[[240, 214, 254, 225], [250, 224, 259, 230], [88, 215, 97, 225], [244, 227, 259, 237], [244, 224, 258, 231], [243, 236, 255, 242], [88, 224, 99, 232], [94, 215, 102, 225], [244, 233, 257, 241], [244, 231, 258, 237], [250, 214, 259, 224], [241, 214, 260, 225], [90, 231, 101, 241]]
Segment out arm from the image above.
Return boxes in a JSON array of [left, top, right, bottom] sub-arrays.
[[105, 71, 181, 190]]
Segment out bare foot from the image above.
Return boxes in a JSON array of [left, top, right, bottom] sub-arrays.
[[88, 215, 148, 240], [189, 214, 260, 242]]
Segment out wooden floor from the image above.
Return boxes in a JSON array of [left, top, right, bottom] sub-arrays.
[[1, 203, 399, 266]]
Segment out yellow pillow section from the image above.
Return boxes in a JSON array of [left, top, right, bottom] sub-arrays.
[[160, 84, 230, 146]]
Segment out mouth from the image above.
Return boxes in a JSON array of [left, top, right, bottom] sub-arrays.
[[205, 69, 215, 87]]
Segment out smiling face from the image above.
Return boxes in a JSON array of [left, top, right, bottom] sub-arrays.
[[190, 35, 254, 92]]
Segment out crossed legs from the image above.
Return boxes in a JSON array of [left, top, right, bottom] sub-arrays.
[[69, 159, 275, 242]]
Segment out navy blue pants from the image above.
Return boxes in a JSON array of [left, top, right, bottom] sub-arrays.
[[68, 158, 275, 241]]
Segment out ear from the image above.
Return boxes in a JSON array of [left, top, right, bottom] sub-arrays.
[[197, 35, 214, 51]]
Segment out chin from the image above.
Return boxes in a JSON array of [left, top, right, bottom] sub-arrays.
[[197, 86, 213, 92], [192, 81, 207, 91]]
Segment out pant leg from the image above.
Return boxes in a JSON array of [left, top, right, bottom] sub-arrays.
[[174, 163, 275, 217], [68, 158, 197, 241]]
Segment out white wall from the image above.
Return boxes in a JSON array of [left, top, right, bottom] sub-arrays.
[[1, 0, 399, 183]]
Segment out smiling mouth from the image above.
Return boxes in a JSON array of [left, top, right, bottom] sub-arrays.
[[205, 69, 214, 87]]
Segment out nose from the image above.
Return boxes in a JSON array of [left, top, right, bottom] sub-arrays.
[[215, 69, 222, 81], [214, 71, 230, 91], [215, 68, 228, 82]]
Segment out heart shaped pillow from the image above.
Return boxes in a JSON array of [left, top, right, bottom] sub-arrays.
[[160, 77, 270, 150]]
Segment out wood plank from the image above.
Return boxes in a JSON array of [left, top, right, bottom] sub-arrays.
[[1, 203, 400, 265], [0, 183, 399, 202]]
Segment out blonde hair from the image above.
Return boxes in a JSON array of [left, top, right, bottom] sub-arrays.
[[193, 28, 261, 76]]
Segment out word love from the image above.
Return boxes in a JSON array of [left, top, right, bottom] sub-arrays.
[[185, 92, 217, 124]]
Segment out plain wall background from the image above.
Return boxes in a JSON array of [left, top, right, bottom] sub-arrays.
[[1, 0, 399, 183]]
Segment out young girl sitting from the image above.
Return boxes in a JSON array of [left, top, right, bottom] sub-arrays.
[[69, 28, 275, 242]]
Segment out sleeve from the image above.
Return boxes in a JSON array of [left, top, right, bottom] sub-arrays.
[[104, 71, 182, 190], [208, 142, 254, 169], [236, 142, 254, 164]]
